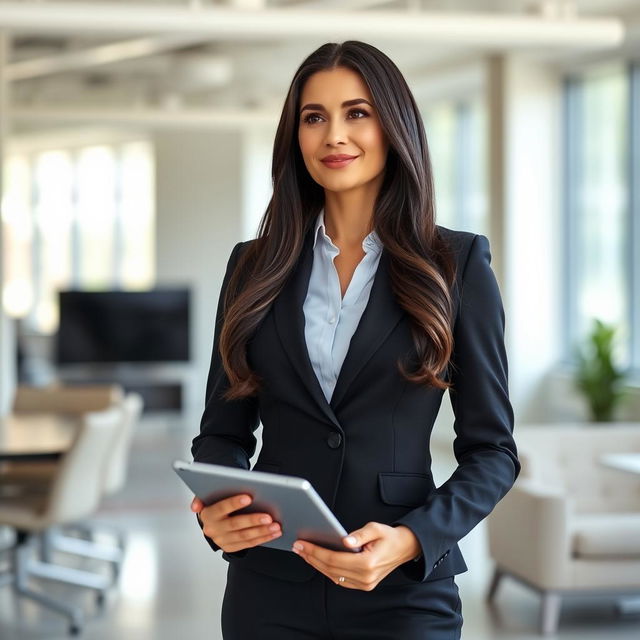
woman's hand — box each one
[191,495,282,553]
[292,522,420,591]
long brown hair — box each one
[220,40,457,400]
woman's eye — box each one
[348,108,369,119]
[302,108,369,125]
[303,113,322,124]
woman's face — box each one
[297,66,389,196]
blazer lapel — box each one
[273,229,340,429]
[329,248,403,411]
[273,227,404,427]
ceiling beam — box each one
[0,3,624,48]
[10,105,279,129]
[6,34,221,81]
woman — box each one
[190,40,519,639]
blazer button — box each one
[327,432,342,449]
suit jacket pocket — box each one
[378,472,433,508]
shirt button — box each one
[327,432,342,449]
[328,316,336,324]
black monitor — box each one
[56,288,190,364]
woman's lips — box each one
[321,156,358,169]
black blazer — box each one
[192,224,520,587]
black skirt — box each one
[221,563,463,639]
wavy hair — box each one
[220,40,457,400]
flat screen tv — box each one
[56,289,190,364]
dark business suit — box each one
[192,223,520,638]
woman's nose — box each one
[324,120,348,147]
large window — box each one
[2,139,155,334]
[563,62,638,372]
[423,96,488,236]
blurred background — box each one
[0,0,639,638]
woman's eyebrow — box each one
[299,98,373,114]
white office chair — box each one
[0,405,123,636]
[49,393,144,575]
[3,393,144,580]
[1,382,126,489]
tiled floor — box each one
[1,415,639,639]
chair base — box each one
[6,531,112,635]
[14,538,85,635]
[42,524,125,583]
[27,556,110,591]
[68,521,126,552]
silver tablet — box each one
[173,460,362,553]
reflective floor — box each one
[1,416,639,639]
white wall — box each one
[502,54,564,425]
[154,129,246,424]
[241,125,275,239]
[154,125,277,459]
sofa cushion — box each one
[572,513,640,558]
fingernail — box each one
[345,536,357,545]
[293,542,303,551]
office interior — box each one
[0,0,639,638]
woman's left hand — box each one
[292,522,421,591]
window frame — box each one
[630,62,640,375]
[562,62,639,376]
[422,94,488,235]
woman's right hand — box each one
[191,494,282,553]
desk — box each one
[0,414,78,461]
[600,453,640,476]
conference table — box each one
[0,413,78,461]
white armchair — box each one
[487,423,640,635]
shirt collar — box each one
[312,208,382,255]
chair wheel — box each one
[69,623,81,636]
[96,591,106,607]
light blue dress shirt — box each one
[302,213,423,562]
[302,209,383,404]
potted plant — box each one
[574,318,627,422]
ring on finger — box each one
[338,576,346,584]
